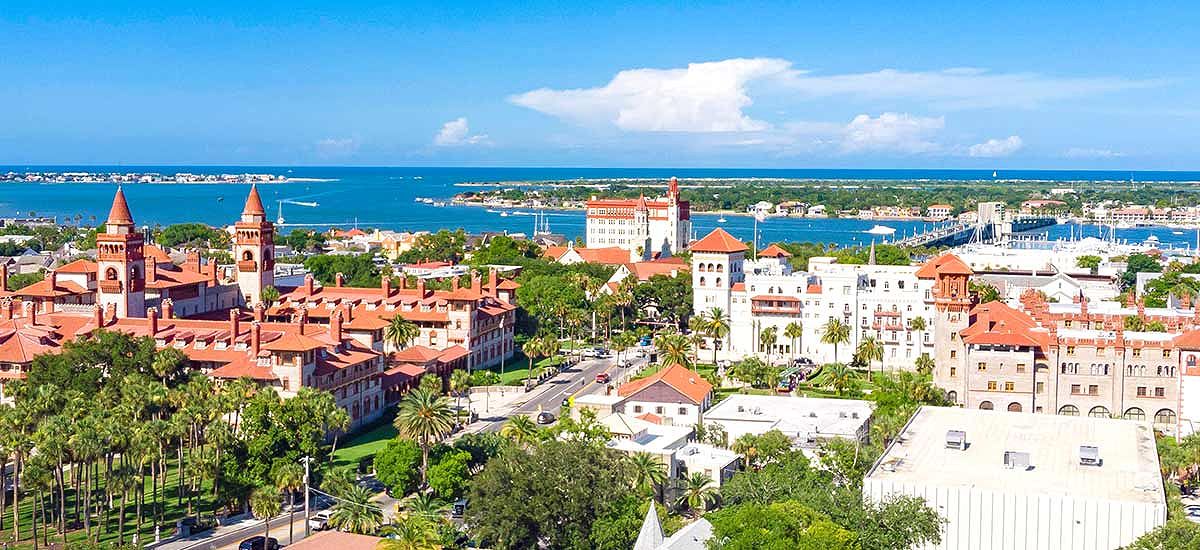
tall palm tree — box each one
[328,485,385,535]
[856,335,884,381]
[909,316,927,350]
[914,353,935,376]
[612,331,637,366]
[449,370,470,423]
[704,307,730,367]
[675,472,717,518]
[653,332,691,368]
[386,316,421,351]
[784,321,804,363]
[402,492,449,519]
[272,462,305,544]
[260,285,281,306]
[151,347,187,388]
[379,512,443,550]
[820,318,851,364]
[394,388,456,485]
[626,453,667,499]
[759,326,778,363]
[499,415,540,448]
[522,336,546,387]
[250,485,282,542]
[731,433,759,468]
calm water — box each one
[2,166,1199,248]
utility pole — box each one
[301,455,313,538]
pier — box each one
[894,202,1057,248]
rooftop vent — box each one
[945,430,966,450]
[737,405,744,413]
[808,412,818,418]
[1003,451,1032,470]
[851,412,860,419]
[1079,445,1101,466]
[839,411,847,418]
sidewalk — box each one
[150,515,258,550]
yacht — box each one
[717,216,727,223]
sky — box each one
[1,1,1198,169]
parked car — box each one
[1186,505,1200,524]
[592,347,611,358]
[238,537,279,550]
[594,373,611,384]
[536,412,556,425]
[308,510,333,531]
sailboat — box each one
[717,216,727,223]
[992,170,998,178]
[276,201,286,225]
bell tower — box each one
[96,187,146,318]
[928,254,974,405]
[235,185,275,306]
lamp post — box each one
[300,456,313,538]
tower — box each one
[634,194,651,260]
[235,185,276,306]
[96,187,146,318]
[925,254,974,404]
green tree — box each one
[970,280,1001,304]
[394,389,456,485]
[675,472,717,518]
[855,335,884,381]
[818,363,859,396]
[759,325,778,362]
[653,331,692,368]
[1124,519,1200,549]
[272,462,305,544]
[375,438,423,497]
[303,253,380,287]
[1125,315,1146,331]
[250,485,282,542]
[1122,253,1162,290]
[499,415,540,448]
[260,285,281,306]
[704,307,731,366]
[914,353,935,376]
[386,316,421,351]
[379,513,444,550]
[820,318,851,364]
[328,485,385,534]
[1076,255,1102,274]
[784,321,804,363]
[707,500,858,550]
[625,453,667,500]
[427,450,472,501]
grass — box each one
[480,353,566,386]
[332,411,398,470]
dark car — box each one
[536,411,556,425]
[238,536,279,550]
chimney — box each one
[341,303,353,322]
[184,251,200,272]
[229,309,241,344]
[303,274,315,295]
[451,276,460,291]
[251,322,261,356]
[92,303,103,326]
[208,261,218,286]
[1137,298,1146,319]
[472,272,482,291]
[330,310,343,342]
[382,274,392,298]
[162,298,174,319]
[0,299,12,321]
[1184,293,1192,309]
[25,301,37,326]
[148,307,159,335]
[1080,296,1088,316]
[399,276,407,290]
[335,272,345,287]
[488,268,498,298]
[147,261,158,284]
[253,301,265,322]
[417,278,426,297]
[0,265,7,292]
[296,307,308,329]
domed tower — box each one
[234,185,276,306]
[96,187,146,318]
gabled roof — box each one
[107,187,135,226]
[758,244,792,258]
[570,247,633,265]
[13,278,89,298]
[261,332,327,352]
[915,253,973,279]
[961,301,1048,348]
[690,228,747,254]
[542,246,569,261]
[55,259,98,274]
[1174,330,1200,350]
[627,261,689,281]
[618,363,712,405]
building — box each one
[603,413,693,478]
[286,531,384,550]
[542,242,637,265]
[864,406,1166,550]
[616,363,713,427]
[674,442,740,487]
[585,177,690,258]
[600,257,690,294]
[927,204,953,220]
[702,394,874,448]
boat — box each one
[432,201,446,207]
[717,216,727,223]
[1173,231,1185,235]
[865,224,897,236]
[289,200,319,207]
[413,197,426,202]
[216,197,224,202]
[499,212,509,217]
[992,170,998,178]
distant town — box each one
[1,170,288,184]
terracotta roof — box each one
[391,345,442,363]
[542,246,569,261]
[243,184,266,216]
[13,278,89,298]
[928,204,953,209]
[143,244,173,265]
[915,253,973,279]
[690,228,747,254]
[146,265,211,289]
[106,187,134,226]
[961,301,1047,349]
[731,282,746,291]
[261,332,327,352]
[758,244,792,258]
[286,531,383,550]
[1174,331,1200,350]
[572,247,633,265]
[617,363,712,405]
[437,344,469,363]
[55,259,98,274]
[208,357,276,381]
[384,363,426,378]
[635,412,663,424]
[627,261,689,281]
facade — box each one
[702,394,874,448]
[585,177,690,258]
[864,406,1166,550]
[616,363,713,427]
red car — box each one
[594,373,611,384]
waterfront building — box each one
[542,242,637,265]
[926,204,953,220]
[585,177,691,258]
[864,406,1165,550]
[600,256,689,294]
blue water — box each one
[2,166,1199,248]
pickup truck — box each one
[308,510,332,531]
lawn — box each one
[331,411,398,470]
[480,353,566,386]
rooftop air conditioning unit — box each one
[839,412,847,418]
[1079,445,1101,466]
[737,405,744,412]
[945,430,966,450]
[808,412,818,418]
[851,412,860,419]
[1003,451,1032,470]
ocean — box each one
[2,166,1199,249]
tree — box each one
[499,415,540,448]
[970,281,1001,304]
[1122,253,1162,290]
[818,363,859,396]
[704,307,731,366]
[908,316,927,350]
[272,462,305,544]
[466,441,634,550]
[427,450,472,501]
[820,318,850,364]
[394,389,456,485]
[449,369,470,422]
[374,438,423,497]
[260,285,281,306]
[784,321,804,363]
[1125,315,1146,331]
[1076,254,1102,274]
[675,472,717,518]
[250,485,282,542]
[379,513,444,550]
[731,430,792,470]
[1124,519,1200,549]
[386,316,421,351]
[707,500,857,550]
[914,353,935,376]
[653,331,691,368]
[855,336,884,380]
[626,453,667,499]
[759,325,778,363]
[329,485,385,534]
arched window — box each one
[946,390,958,403]
[1007,402,1023,412]
[698,264,707,272]
[715,278,722,287]
[1124,407,1146,421]
[1088,406,1111,418]
[979,401,994,410]
[698,277,706,287]
[105,267,118,280]
[242,250,254,261]
[716,264,724,273]
[1154,409,1177,426]
[1058,405,1079,416]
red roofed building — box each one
[585,177,691,259]
[617,363,713,427]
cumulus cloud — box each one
[840,113,945,154]
[1063,147,1124,159]
[434,117,489,146]
[968,135,1024,157]
[314,138,358,157]
[510,58,794,132]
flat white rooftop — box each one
[866,406,1164,505]
[703,394,874,440]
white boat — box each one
[499,212,509,217]
[992,170,998,178]
[865,224,897,236]
[717,216,727,223]
[432,201,446,207]
[1173,231,1184,235]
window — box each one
[1124,407,1145,421]
[1133,348,1142,358]
[946,390,958,402]
[977,362,987,372]
[633,405,643,413]
[979,401,994,410]
[1004,381,1015,392]
[655,406,664,414]
[1154,409,1177,426]
[1088,406,1111,418]
[1070,384,1081,394]
[678,407,687,415]
[1016,363,1026,373]
[987,381,998,390]
[949,367,957,377]
[1035,381,1045,394]
[1155,387,1165,398]
[1066,346,1076,356]
[1007,402,1022,412]
[1088,384,1099,396]
[950,350,957,359]
[1058,405,1079,416]
[1163,349,1172,359]
[1137,386,1147,397]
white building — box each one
[863,406,1166,550]
[604,414,694,478]
[585,177,691,258]
[702,394,874,448]
[674,442,740,487]
[616,363,714,427]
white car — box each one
[308,510,333,531]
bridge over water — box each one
[893,202,1056,248]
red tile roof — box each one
[1174,331,1200,350]
[573,247,633,265]
[627,261,689,281]
[758,244,792,258]
[55,259,98,274]
[243,184,267,216]
[261,332,327,352]
[392,345,442,363]
[286,531,383,550]
[13,278,89,298]
[618,363,712,405]
[107,187,134,225]
[635,412,663,425]
[690,228,747,254]
[915,253,974,279]
[961,301,1047,348]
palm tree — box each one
[784,321,803,364]
[704,307,730,367]
[394,388,456,485]
[820,318,851,364]
[402,492,449,519]
[260,285,281,306]
[250,485,282,542]
[626,453,667,499]
[522,336,547,387]
[449,370,470,424]
[675,472,717,518]
[151,347,187,388]
[328,485,385,534]
[653,332,691,368]
[759,326,778,363]
[687,316,707,363]
[914,353,935,376]
[499,415,540,448]
[856,335,884,380]
[386,316,421,351]
[909,316,927,350]
[820,363,859,396]
[612,331,637,366]
[731,433,759,468]
[272,462,305,544]
[380,512,443,550]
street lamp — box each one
[300,456,314,537]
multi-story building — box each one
[585,177,690,258]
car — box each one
[1186,507,1200,524]
[592,347,611,358]
[238,536,279,550]
[594,373,611,384]
[308,510,333,531]
[536,412,556,425]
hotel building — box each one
[585,177,691,258]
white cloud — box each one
[510,58,794,132]
[314,138,358,157]
[840,113,944,154]
[1063,147,1125,159]
[434,117,489,146]
[968,135,1024,157]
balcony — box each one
[98,279,122,293]
[237,260,258,272]
[750,295,801,315]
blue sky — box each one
[1,1,1197,168]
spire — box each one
[868,240,877,265]
[633,500,664,550]
[106,187,134,226]
[668,176,679,200]
[242,184,267,217]
[636,193,649,211]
